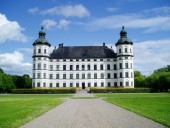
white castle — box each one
[32,26,134,89]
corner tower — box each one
[116,26,134,88]
[32,27,51,88]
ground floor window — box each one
[120,82,123,86]
[94,82,97,87]
[70,83,73,87]
[37,82,40,87]
[63,83,66,87]
[43,82,46,87]
[101,82,104,87]
[107,82,111,87]
[88,83,91,87]
[114,82,117,87]
[33,83,35,87]
[50,83,52,87]
[126,82,129,86]
[76,83,79,87]
[56,83,59,87]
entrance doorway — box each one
[82,83,85,89]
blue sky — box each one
[0,0,170,76]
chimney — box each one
[59,43,64,48]
[103,43,105,46]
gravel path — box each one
[21,91,166,128]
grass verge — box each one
[0,94,73,128]
[95,93,170,127]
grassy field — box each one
[0,94,73,128]
[96,93,170,127]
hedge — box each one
[12,88,76,94]
[89,88,155,93]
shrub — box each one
[12,88,76,94]
[89,88,155,93]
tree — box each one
[0,68,4,74]
[134,71,147,87]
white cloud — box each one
[106,7,119,12]
[134,39,170,75]
[0,13,27,43]
[0,51,32,76]
[41,19,70,30]
[41,4,90,18]
[28,7,39,14]
[87,6,170,33]
[42,19,57,29]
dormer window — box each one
[44,49,46,54]
[119,48,121,53]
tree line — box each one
[135,65,170,92]
[0,68,31,93]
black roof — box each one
[50,45,117,59]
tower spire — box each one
[39,26,46,38]
[120,26,127,38]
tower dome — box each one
[33,27,51,47]
[115,26,133,46]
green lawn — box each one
[0,94,73,128]
[96,93,170,127]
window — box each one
[82,59,84,61]
[88,83,91,87]
[107,64,110,70]
[120,72,122,78]
[94,65,97,70]
[37,73,41,78]
[70,59,73,61]
[38,63,41,69]
[119,48,121,53]
[34,49,36,54]
[56,65,59,70]
[107,82,111,87]
[82,65,85,70]
[76,65,79,70]
[119,63,122,69]
[125,48,127,53]
[63,65,66,70]
[63,74,66,79]
[70,65,73,70]
[125,63,128,68]
[76,83,79,87]
[126,82,129,86]
[131,63,133,68]
[100,59,103,61]
[63,59,66,62]
[107,59,110,61]
[43,73,46,79]
[114,64,117,70]
[50,65,53,70]
[44,64,46,69]
[101,73,104,79]
[56,74,59,79]
[70,74,73,79]
[82,74,85,79]
[120,82,123,86]
[114,73,117,78]
[94,59,97,61]
[33,73,35,79]
[63,83,66,87]
[94,73,97,79]
[70,83,73,87]
[38,49,41,53]
[100,64,103,70]
[50,83,52,87]
[44,49,47,53]
[87,73,91,79]
[37,82,40,87]
[130,48,132,53]
[125,57,128,59]
[50,74,53,79]
[101,82,104,87]
[87,65,90,70]
[114,82,117,87]
[87,59,90,61]
[131,72,133,78]
[43,82,46,87]
[125,72,129,77]
[76,59,79,61]
[107,73,110,78]
[56,83,59,87]
[33,64,35,69]
[76,74,79,79]
[94,82,97,87]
